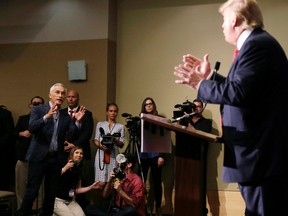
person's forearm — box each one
[103,181,112,198]
[76,185,92,194]
[116,187,135,207]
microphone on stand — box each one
[171,111,198,123]
[212,61,221,80]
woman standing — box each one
[94,103,125,185]
[140,97,164,216]
[54,147,101,216]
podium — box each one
[140,113,218,216]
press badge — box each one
[69,189,75,198]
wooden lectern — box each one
[140,113,218,216]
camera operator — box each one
[187,99,212,132]
[85,153,146,216]
[174,99,212,214]
[93,103,125,207]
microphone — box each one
[212,61,221,80]
[171,111,198,123]
[214,61,221,72]
[99,127,105,136]
[69,160,80,171]
[121,113,132,118]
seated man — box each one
[86,153,146,216]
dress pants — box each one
[15,160,45,209]
[239,175,288,216]
[19,155,61,216]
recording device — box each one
[113,154,127,180]
[212,61,221,80]
[121,112,141,136]
[99,127,120,148]
[69,160,81,171]
[172,100,197,126]
[113,167,126,180]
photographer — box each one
[86,153,146,216]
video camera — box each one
[99,127,120,148]
[173,100,196,126]
[121,113,141,136]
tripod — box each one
[125,129,153,216]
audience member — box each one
[173,0,288,215]
[139,97,164,216]
[16,83,86,216]
[15,96,45,210]
[0,105,15,191]
[93,103,125,185]
[85,153,146,216]
[53,146,102,216]
[63,89,94,209]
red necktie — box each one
[69,110,74,119]
[232,48,239,62]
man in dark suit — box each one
[15,96,45,209]
[0,105,15,191]
[63,89,94,209]
[17,83,86,216]
[174,0,288,215]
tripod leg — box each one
[132,137,152,216]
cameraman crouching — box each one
[85,153,146,216]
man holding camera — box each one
[86,153,146,216]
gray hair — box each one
[50,83,67,94]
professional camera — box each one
[121,113,141,136]
[173,100,196,126]
[99,127,120,148]
[113,167,126,180]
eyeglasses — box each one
[145,103,153,106]
[32,102,42,106]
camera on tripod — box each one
[121,113,141,136]
[173,100,196,126]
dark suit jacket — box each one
[0,107,15,154]
[26,103,79,165]
[15,114,31,161]
[198,28,288,183]
[0,107,15,189]
[62,107,94,159]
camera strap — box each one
[103,150,111,164]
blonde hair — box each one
[219,0,264,29]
